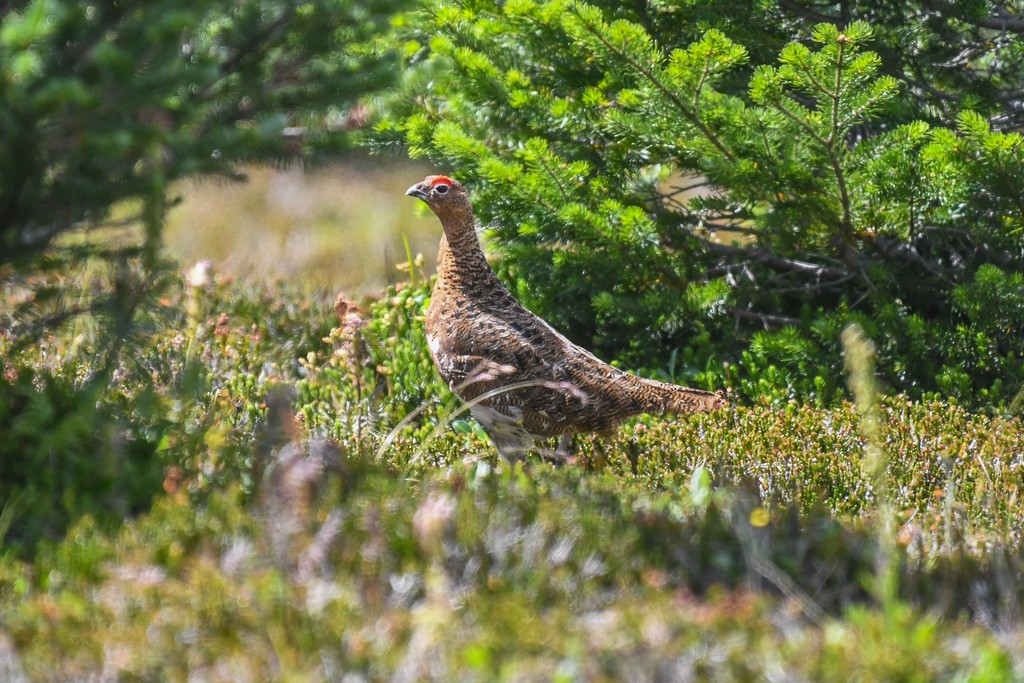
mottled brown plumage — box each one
[406,175,725,461]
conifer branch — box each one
[828,38,853,237]
[705,242,852,281]
[568,5,736,162]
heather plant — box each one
[2,272,1024,678]
[0,269,331,552]
[377,1,1024,407]
[0,0,405,551]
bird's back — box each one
[426,247,721,437]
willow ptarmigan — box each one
[406,175,726,462]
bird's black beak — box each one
[405,183,429,201]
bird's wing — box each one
[438,306,640,435]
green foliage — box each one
[377,1,1024,407]
[1,0,404,344]
[1,274,1024,678]
[297,280,449,440]
[0,2,407,550]
[0,3,412,551]
[0,368,163,554]
[0,270,340,552]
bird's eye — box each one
[434,184,449,195]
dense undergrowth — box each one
[2,272,1024,680]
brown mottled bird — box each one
[406,175,725,462]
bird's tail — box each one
[633,377,727,415]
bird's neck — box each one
[436,217,503,291]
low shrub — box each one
[2,273,1023,680]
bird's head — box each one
[405,175,473,227]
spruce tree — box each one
[1,0,404,335]
[377,0,1024,407]
[0,0,406,550]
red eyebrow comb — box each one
[427,175,455,186]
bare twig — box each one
[733,308,802,328]
[705,241,851,280]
